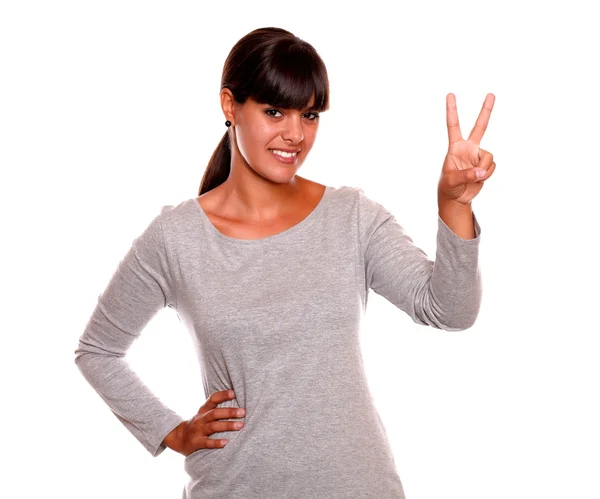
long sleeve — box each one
[357,188,482,331]
[74,206,185,457]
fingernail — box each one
[475,169,486,179]
[229,390,234,397]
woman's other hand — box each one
[162,389,245,456]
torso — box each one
[196,178,327,240]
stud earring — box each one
[225,120,231,127]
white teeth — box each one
[271,149,298,158]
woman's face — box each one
[223,90,320,183]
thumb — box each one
[447,167,486,187]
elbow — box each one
[73,338,95,366]
[408,279,483,331]
[416,296,480,331]
[439,316,478,331]
[414,308,479,331]
[429,280,482,331]
[437,305,480,331]
[73,339,112,372]
[73,343,93,375]
[74,342,85,366]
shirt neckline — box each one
[191,185,332,245]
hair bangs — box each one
[250,43,329,113]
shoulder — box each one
[157,197,195,218]
[329,185,391,218]
[149,197,198,239]
[325,184,363,207]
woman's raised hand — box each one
[437,93,496,206]
[163,389,245,456]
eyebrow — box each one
[262,101,318,112]
[267,105,318,112]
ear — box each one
[220,88,236,125]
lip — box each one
[269,149,299,165]
[269,148,301,153]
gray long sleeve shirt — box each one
[74,185,482,498]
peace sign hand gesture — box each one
[437,93,496,206]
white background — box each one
[2,1,599,498]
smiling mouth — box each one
[269,149,300,157]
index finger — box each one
[467,93,495,145]
[446,93,462,145]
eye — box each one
[265,109,283,118]
[265,109,320,121]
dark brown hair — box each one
[198,27,330,196]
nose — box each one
[282,114,304,145]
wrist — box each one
[163,421,187,452]
[437,192,471,212]
[437,196,476,240]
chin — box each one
[260,169,301,185]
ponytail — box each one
[198,130,232,196]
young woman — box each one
[75,26,495,499]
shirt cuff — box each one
[151,414,186,457]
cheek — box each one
[302,132,318,153]
[238,123,274,156]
